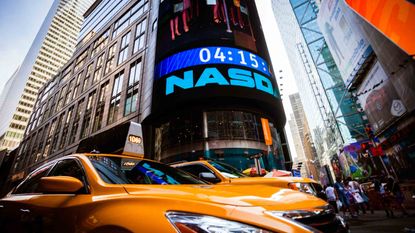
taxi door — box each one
[0,164,53,233]
[0,158,91,233]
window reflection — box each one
[88,156,206,185]
[156,110,266,152]
[207,111,263,141]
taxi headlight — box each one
[165,211,272,233]
[266,205,333,220]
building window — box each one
[73,71,83,100]
[61,72,72,84]
[80,113,92,139]
[43,119,57,158]
[52,113,65,153]
[60,105,74,149]
[69,98,84,144]
[86,90,97,111]
[91,30,109,57]
[105,43,116,74]
[93,82,109,132]
[80,90,96,138]
[207,111,263,141]
[112,0,148,39]
[124,59,142,116]
[56,85,68,112]
[117,32,130,65]
[82,76,89,93]
[34,127,45,163]
[133,19,147,54]
[65,79,74,105]
[108,72,124,124]
[93,54,104,84]
[74,51,88,72]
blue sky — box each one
[0,0,53,92]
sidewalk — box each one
[348,210,415,233]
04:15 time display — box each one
[154,46,271,80]
[198,47,269,74]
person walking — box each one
[386,176,409,216]
[334,177,355,218]
[347,177,366,214]
[325,185,338,213]
[375,177,395,217]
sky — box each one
[0,0,54,92]
[256,0,300,159]
[0,0,300,159]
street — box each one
[348,211,415,233]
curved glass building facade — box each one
[143,0,290,171]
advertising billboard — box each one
[317,0,372,87]
[345,0,415,56]
[357,61,407,133]
[152,0,283,124]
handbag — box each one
[174,2,184,13]
[206,0,217,5]
[361,192,369,202]
[336,200,343,209]
[352,192,365,203]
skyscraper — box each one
[272,0,367,171]
[288,113,308,176]
[0,0,94,150]
[289,93,319,179]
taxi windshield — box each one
[208,161,247,178]
[89,156,207,185]
[289,182,317,196]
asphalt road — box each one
[348,210,415,233]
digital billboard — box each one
[345,0,415,56]
[152,0,283,123]
[357,61,407,133]
[317,0,372,87]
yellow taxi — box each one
[172,161,325,200]
[0,154,346,233]
[172,160,347,232]
[270,176,326,198]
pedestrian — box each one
[360,183,374,214]
[315,184,327,201]
[325,184,338,213]
[344,180,358,217]
[375,176,395,217]
[334,177,354,218]
[386,176,409,216]
[347,177,366,214]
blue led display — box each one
[154,46,271,80]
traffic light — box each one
[360,142,368,151]
[365,124,374,138]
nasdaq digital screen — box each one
[152,0,282,118]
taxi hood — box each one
[124,184,326,210]
[225,177,288,186]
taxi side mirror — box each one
[38,176,84,193]
[199,172,220,183]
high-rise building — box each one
[289,93,320,179]
[288,113,308,176]
[272,0,368,174]
[11,0,290,179]
[289,94,307,145]
[0,0,94,151]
